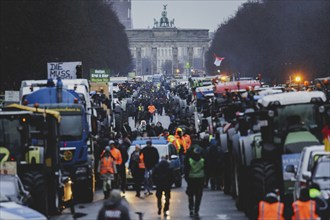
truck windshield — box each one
[273,103,316,132]
[60,115,83,141]
[0,118,25,160]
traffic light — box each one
[76,65,82,78]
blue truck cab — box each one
[21,78,95,202]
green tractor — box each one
[0,104,73,216]
[229,91,329,216]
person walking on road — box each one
[118,139,129,196]
[141,140,159,195]
[97,189,131,220]
[109,140,122,190]
[309,183,329,220]
[184,145,205,217]
[255,191,285,220]
[148,103,156,123]
[152,156,174,217]
[98,146,116,199]
[129,144,144,197]
[292,187,321,220]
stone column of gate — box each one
[202,47,206,72]
[172,46,178,75]
[151,47,157,75]
[136,47,142,76]
[188,47,193,68]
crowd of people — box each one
[94,78,329,220]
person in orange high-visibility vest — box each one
[148,103,156,123]
[257,192,284,220]
[99,146,115,199]
[292,187,319,220]
[183,132,191,151]
[109,140,122,189]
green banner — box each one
[128,72,136,78]
[90,69,110,82]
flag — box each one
[213,54,225,66]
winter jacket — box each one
[152,159,174,189]
[97,193,131,220]
[141,146,159,170]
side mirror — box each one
[302,171,311,180]
[285,164,295,173]
[170,155,178,160]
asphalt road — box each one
[50,180,247,220]
[50,115,248,220]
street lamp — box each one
[294,76,302,83]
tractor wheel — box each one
[222,152,232,195]
[48,177,61,215]
[83,172,95,203]
[22,171,48,215]
[246,160,278,218]
[115,113,122,131]
[235,166,250,212]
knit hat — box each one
[193,146,202,155]
[108,189,121,204]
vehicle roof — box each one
[315,155,330,162]
[302,145,327,153]
[257,91,326,107]
[0,200,47,220]
[0,174,18,180]
[21,79,89,88]
[132,137,168,145]
[3,104,61,122]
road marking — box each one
[216,214,230,219]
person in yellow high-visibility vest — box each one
[174,127,188,173]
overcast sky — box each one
[131,0,247,32]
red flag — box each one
[213,53,225,66]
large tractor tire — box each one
[246,160,278,218]
[234,165,250,212]
[47,177,61,215]
[82,169,95,203]
[114,113,123,132]
[222,152,232,195]
[21,171,48,215]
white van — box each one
[291,145,330,200]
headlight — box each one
[268,110,274,117]
[318,105,325,113]
[63,150,73,161]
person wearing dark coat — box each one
[97,189,131,220]
[129,144,144,197]
[118,141,129,195]
[204,139,222,190]
[141,140,159,195]
[154,121,164,136]
[152,157,174,217]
